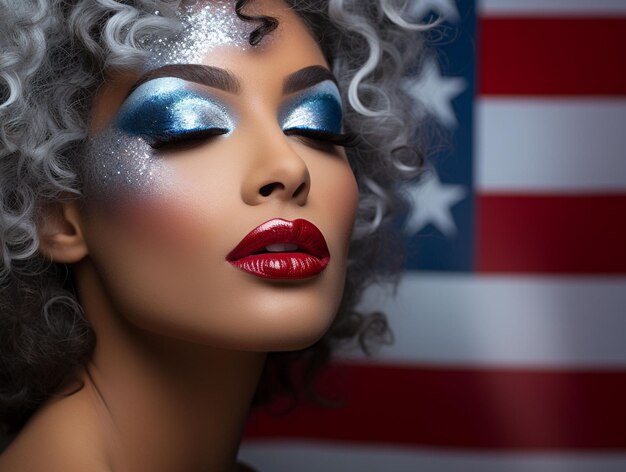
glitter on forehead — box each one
[144,1,255,69]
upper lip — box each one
[226,218,330,261]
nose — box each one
[241,135,311,206]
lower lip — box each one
[228,252,330,279]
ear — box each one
[38,200,88,263]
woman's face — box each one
[81,0,359,351]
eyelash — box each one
[149,128,229,150]
[283,128,359,148]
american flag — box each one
[240,1,626,470]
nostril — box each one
[292,182,306,199]
[259,182,284,197]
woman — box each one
[0,0,426,470]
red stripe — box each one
[476,194,626,274]
[244,362,626,450]
[479,17,626,96]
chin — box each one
[223,296,342,352]
[233,275,345,352]
[256,314,335,352]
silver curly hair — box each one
[0,0,428,434]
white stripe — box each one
[239,441,626,472]
[340,273,626,367]
[479,0,626,16]
[475,99,626,193]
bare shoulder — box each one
[0,384,110,471]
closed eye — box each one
[115,77,235,150]
[279,80,346,146]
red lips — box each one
[226,218,330,279]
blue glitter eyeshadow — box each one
[116,77,234,146]
[279,80,343,134]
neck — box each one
[74,259,266,472]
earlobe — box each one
[38,200,88,264]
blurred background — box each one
[241,0,626,470]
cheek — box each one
[317,158,359,248]
[113,194,206,251]
[339,169,359,240]
[82,129,220,251]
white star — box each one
[407,0,460,24]
[405,169,466,237]
[403,58,467,128]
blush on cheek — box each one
[113,193,207,251]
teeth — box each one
[265,243,299,252]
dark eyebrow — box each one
[127,64,241,97]
[283,65,338,95]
